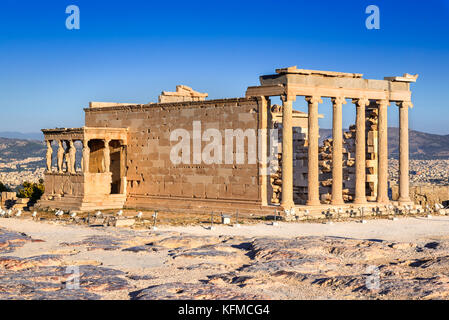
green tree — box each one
[0,182,10,193]
[17,181,45,204]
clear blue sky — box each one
[0,0,448,134]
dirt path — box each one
[162,216,449,242]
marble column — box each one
[57,140,64,173]
[353,98,370,204]
[103,139,111,173]
[377,100,390,203]
[306,96,322,206]
[45,140,53,172]
[281,96,294,210]
[82,140,90,173]
[397,101,413,203]
[331,97,347,205]
[259,96,269,207]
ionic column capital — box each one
[331,96,347,105]
[396,101,413,109]
[280,94,296,103]
[352,97,370,107]
[376,99,391,107]
[305,96,323,104]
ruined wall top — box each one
[384,73,419,83]
[275,66,363,78]
[89,102,139,108]
[158,85,208,103]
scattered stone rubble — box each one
[0,192,30,211]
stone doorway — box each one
[88,139,105,173]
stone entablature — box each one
[42,127,128,143]
[248,66,416,102]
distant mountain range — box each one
[1,128,449,161]
[322,128,449,160]
[0,137,45,162]
[388,128,449,159]
[0,132,43,141]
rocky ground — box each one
[1,217,449,300]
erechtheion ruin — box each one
[37,67,418,217]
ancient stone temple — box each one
[37,68,418,216]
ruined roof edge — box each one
[84,97,260,112]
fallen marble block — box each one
[114,219,135,227]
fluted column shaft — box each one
[306,96,322,206]
[398,101,412,203]
[353,98,369,204]
[377,100,390,203]
[331,97,346,205]
[281,97,294,209]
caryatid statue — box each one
[64,141,71,173]
[68,140,76,174]
[46,140,53,172]
[57,140,65,173]
[82,140,90,173]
